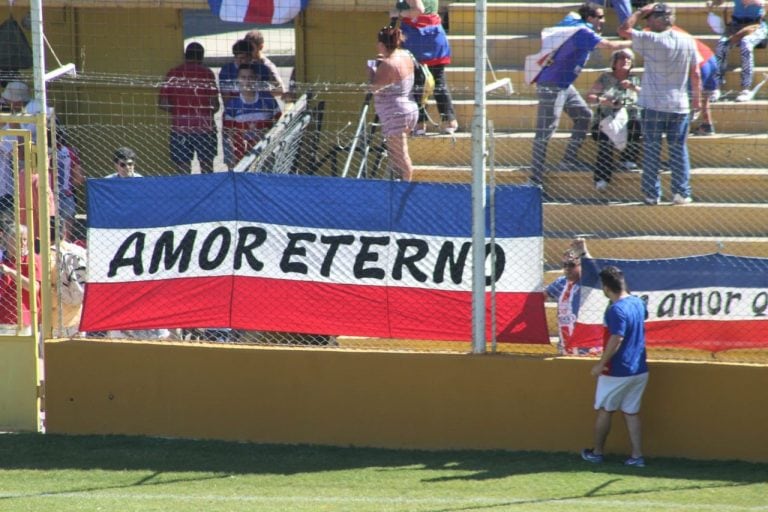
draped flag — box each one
[208,0,308,25]
[570,254,768,352]
[81,173,548,343]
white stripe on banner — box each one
[88,221,542,292]
[579,285,768,323]
[218,0,249,22]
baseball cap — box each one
[644,3,673,18]
[1,81,30,103]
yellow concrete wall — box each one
[0,337,40,431]
[45,339,768,462]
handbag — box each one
[599,107,629,151]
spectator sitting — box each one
[711,0,767,102]
[586,48,642,192]
[159,42,220,174]
[368,26,419,181]
[223,63,282,169]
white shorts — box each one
[594,372,649,414]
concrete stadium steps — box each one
[449,2,725,37]
[449,33,768,68]
[543,234,768,263]
[543,202,768,236]
[446,67,768,100]
[411,166,768,203]
[445,99,768,132]
[408,132,768,168]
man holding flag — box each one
[529,3,632,191]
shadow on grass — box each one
[1,432,766,487]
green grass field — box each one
[1,433,767,511]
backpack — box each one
[58,242,87,306]
[408,51,435,108]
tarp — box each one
[81,173,548,343]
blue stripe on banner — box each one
[87,173,542,238]
[581,254,768,291]
[87,174,237,229]
[207,0,223,16]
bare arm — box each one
[591,334,623,376]
[369,59,398,93]
[586,78,607,106]
[689,60,702,111]
[597,38,633,51]
[618,3,656,39]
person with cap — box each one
[158,42,220,174]
[618,3,700,206]
[544,238,602,355]
[529,2,632,193]
[106,147,141,178]
[586,48,643,191]
[711,0,767,103]
[0,80,29,113]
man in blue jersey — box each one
[581,265,649,467]
[530,3,632,190]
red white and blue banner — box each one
[208,0,308,25]
[81,173,548,343]
[570,254,768,352]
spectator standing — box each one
[530,3,631,190]
[395,0,458,135]
[106,147,141,178]
[545,238,593,355]
[53,128,84,241]
[245,29,287,97]
[159,42,220,174]
[581,265,649,468]
[223,64,282,168]
[619,3,701,206]
[0,224,42,335]
[711,0,767,102]
[586,48,643,191]
[100,147,169,340]
[368,26,419,181]
[219,39,254,103]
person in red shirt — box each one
[159,42,220,174]
[0,224,42,333]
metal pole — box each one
[471,0,487,353]
[488,120,497,353]
[31,0,53,339]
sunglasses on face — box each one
[563,261,579,269]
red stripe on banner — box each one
[243,0,274,24]
[81,277,549,343]
[80,278,233,332]
[569,320,768,352]
[231,278,549,343]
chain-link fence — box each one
[1,1,767,362]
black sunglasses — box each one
[563,261,579,269]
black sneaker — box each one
[693,123,715,136]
